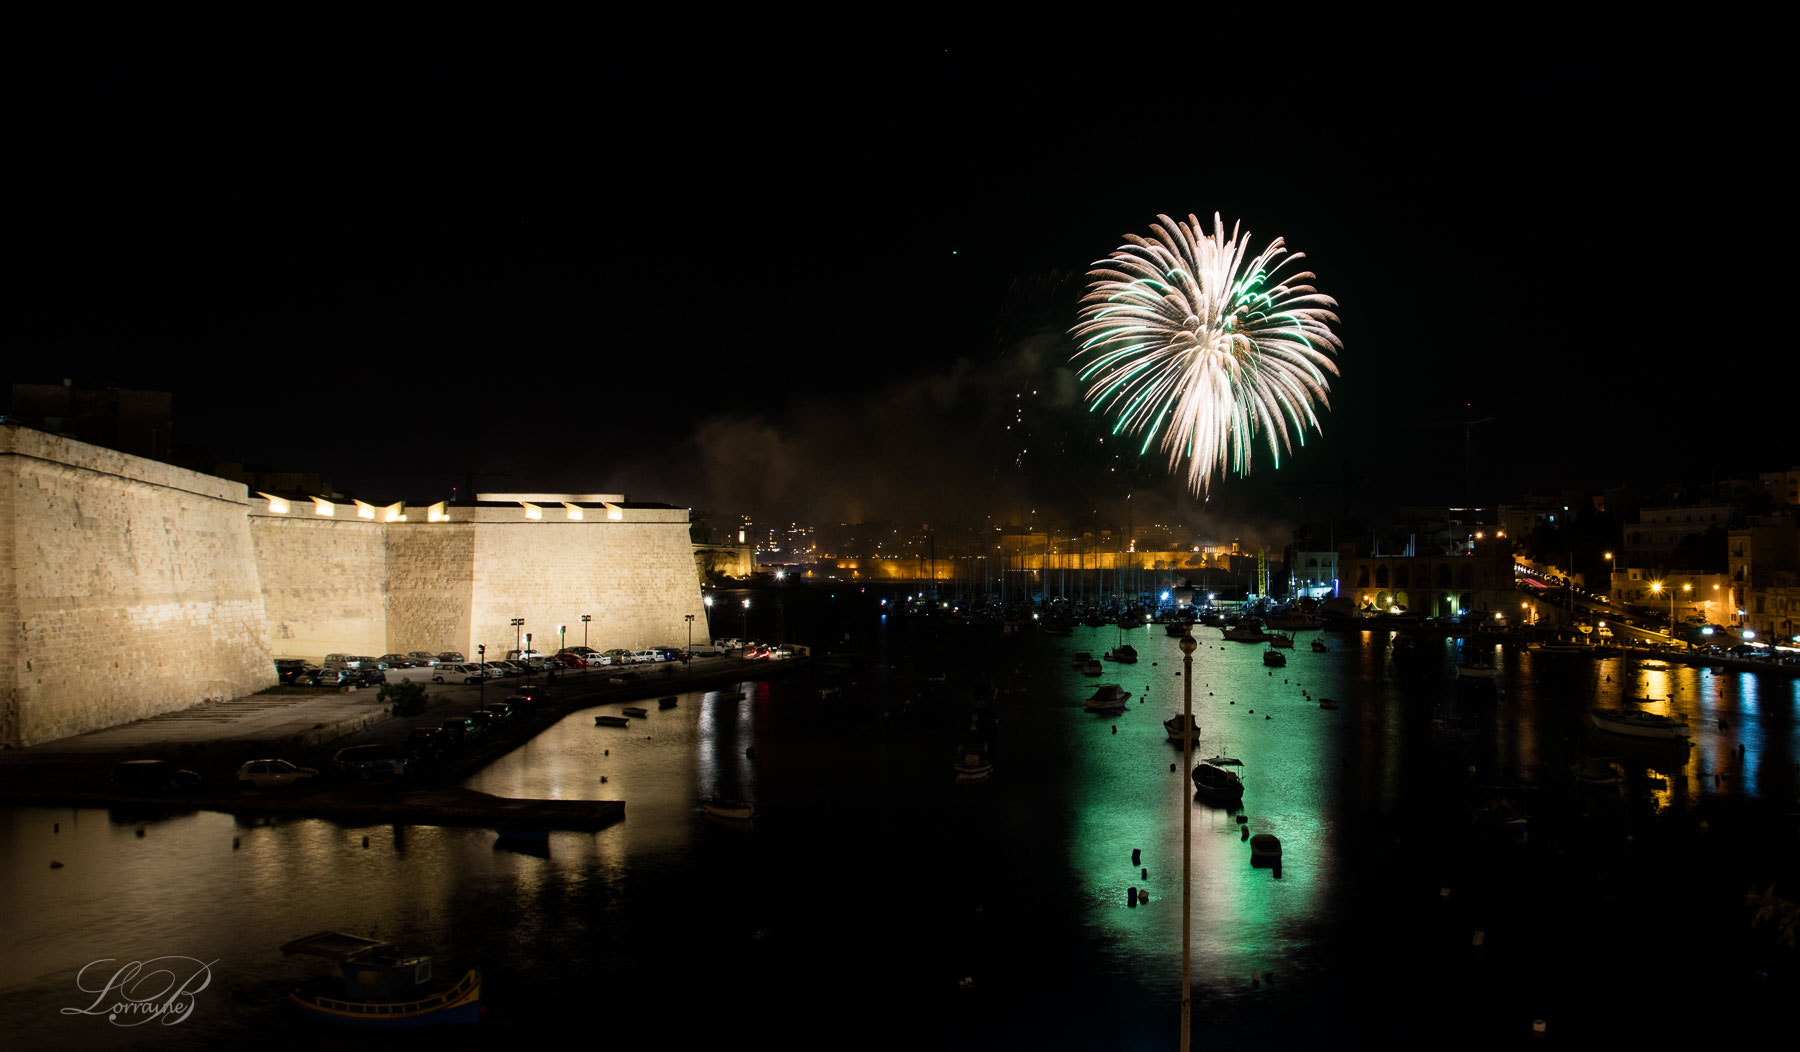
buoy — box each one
[1170,763,1177,772]
[232,838,240,849]
[1142,867,1149,879]
[1132,848,1141,865]
[1139,889,1148,903]
[136,827,145,839]
[362,835,370,848]
[53,823,59,834]
[1112,725,1117,734]
[1471,930,1485,947]
[1128,887,1139,907]
[1440,887,1451,899]
[1241,825,1249,841]
[50,860,64,869]
[1265,715,1271,720]
[600,776,608,783]
[1532,1019,1547,1036]
[604,749,609,756]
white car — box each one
[235,758,319,789]
[431,664,489,684]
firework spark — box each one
[1070,213,1342,495]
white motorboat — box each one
[1590,708,1690,740]
[1084,684,1131,713]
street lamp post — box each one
[741,598,750,648]
[477,643,486,706]
[685,614,695,675]
[703,595,713,638]
[581,614,591,649]
[1179,625,1196,1051]
[1604,551,1615,598]
[511,618,524,659]
[525,632,532,681]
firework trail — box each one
[1070,213,1341,495]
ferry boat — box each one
[281,931,480,1027]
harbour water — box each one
[3,584,1797,1048]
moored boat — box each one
[1456,662,1498,679]
[594,715,630,727]
[1221,623,1275,643]
[953,744,993,781]
[1310,638,1329,653]
[658,696,679,709]
[1163,713,1200,742]
[1081,660,1103,677]
[281,931,480,1027]
[1267,634,1295,649]
[1590,707,1690,739]
[1084,684,1131,713]
[704,798,756,820]
[1249,833,1282,867]
[1104,644,1139,663]
[1191,758,1245,805]
[1262,650,1286,668]
[621,706,649,718]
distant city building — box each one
[6,380,174,461]
[1729,514,1800,643]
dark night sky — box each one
[8,20,1793,538]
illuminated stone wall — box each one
[249,514,389,660]
[385,522,476,656]
[466,508,707,658]
[1,426,274,747]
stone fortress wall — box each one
[1,426,274,747]
[1,424,708,747]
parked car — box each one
[630,649,664,664]
[274,658,313,683]
[601,648,633,665]
[466,711,500,737]
[402,728,444,761]
[406,651,441,666]
[379,653,418,668]
[352,667,387,687]
[437,718,472,744]
[509,688,549,706]
[323,653,365,669]
[111,759,202,795]
[432,664,489,684]
[332,744,408,781]
[235,758,319,790]
[477,701,515,720]
[652,647,685,662]
[299,667,354,688]
[553,653,587,669]
[505,650,547,662]
[437,651,466,664]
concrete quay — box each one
[0,656,807,823]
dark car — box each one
[466,711,500,737]
[509,688,548,706]
[298,667,353,688]
[352,667,388,687]
[332,744,407,781]
[379,653,418,668]
[273,658,312,684]
[478,702,515,721]
[402,728,444,761]
[111,759,202,795]
[437,651,466,664]
[438,718,472,744]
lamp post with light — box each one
[581,613,591,649]
[511,618,524,659]
[741,599,750,649]
[477,644,486,706]
[685,614,695,675]
[1604,551,1615,600]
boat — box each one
[1456,662,1498,679]
[1084,684,1131,713]
[658,696,679,709]
[594,715,630,727]
[1267,633,1295,649]
[1572,754,1622,786]
[1310,638,1329,653]
[1166,623,1192,637]
[281,931,480,1027]
[1103,644,1138,663]
[1473,793,1529,830]
[1262,650,1286,668]
[1081,660,1103,677]
[1070,651,1093,668]
[1163,713,1200,742]
[1221,623,1275,643]
[1191,759,1245,805]
[953,745,993,781]
[1590,708,1690,740]
[621,706,649,718]
[1317,697,1339,710]
[703,798,756,820]
[1537,643,1589,655]
[1249,833,1282,867]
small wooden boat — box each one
[1081,660,1103,676]
[1267,634,1295,649]
[704,798,755,820]
[1163,713,1200,742]
[1191,759,1245,805]
[281,931,480,1027]
[1070,651,1093,668]
[1103,644,1138,663]
[1249,833,1282,867]
[621,706,649,718]
[1317,697,1339,710]
[1310,638,1329,653]
[658,696,679,710]
[1262,650,1286,668]
[1084,684,1131,714]
[594,715,630,727]
[953,745,993,781]
[1456,663,1499,679]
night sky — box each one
[9,21,1792,537]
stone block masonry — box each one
[2,426,274,747]
[1,423,709,746]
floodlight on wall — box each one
[384,502,406,523]
[428,502,449,522]
[257,492,290,514]
[604,502,623,521]
[522,502,542,520]
[354,500,376,520]
[563,503,583,520]
[311,497,336,517]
